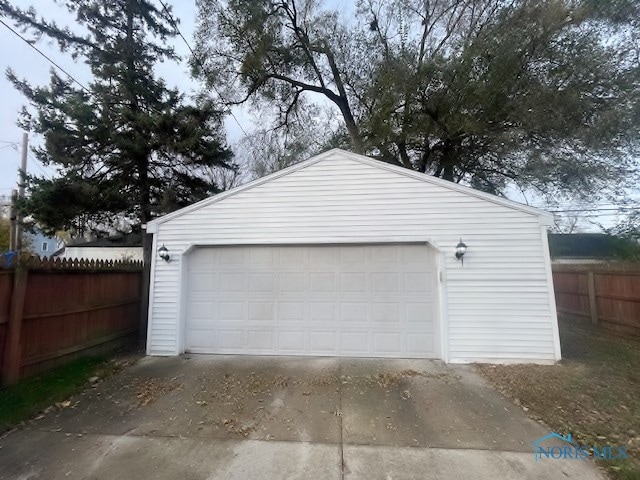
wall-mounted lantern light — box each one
[455,238,467,266]
[158,244,171,263]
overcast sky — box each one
[0,0,253,197]
[0,1,634,231]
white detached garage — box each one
[146,149,561,363]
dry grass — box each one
[476,320,640,480]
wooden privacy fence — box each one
[552,263,640,336]
[0,256,143,385]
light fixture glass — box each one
[158,244,170,262]
[455,238,467,264]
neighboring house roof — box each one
[147,148,553,233]
[548,233,634,259]
[53,233,142,257]
[67,233,142,248]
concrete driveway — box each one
[0,356,604,480]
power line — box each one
[27,152,53,180]
[3,4,247,139]
[2,8,225,125]
[156,0,249,137]
[550,207,639,213]
[0,18,91,94]
[533,203,638,210]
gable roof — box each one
[146,148,553,233]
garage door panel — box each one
[372,273,400,292]
[188,249,217,271]
[407,334,436,355]
[219,248,246,265]
[406,303,435,324]
[341,302,368,323]
[309,302,337,322]
[185,328,215,350]
[217,329,244,350]
[279,247,307,266]
[249,247,275,265]
[188,301,214,319]
[248,301,274,321]
[341,331,369,353]
[339,247,367,263]
[373,332,402,354]
[340,272,367,292]
[247,330,275,350]
[278,273,306,292]
[249,273,275,293]
[309,331,337,352]
[187,272,216,291]
[372,302,401,323]
[278,330,306,352]
[218,302,245,322]
[219,273,245,292]
[278,301,305,322]
[310,247,338,266]
[402,245,432,269]
[185,244,439,358]
[370,245,399,263]
[310,273,336,292]
[403,272,435,292]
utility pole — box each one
[14,132,28,252]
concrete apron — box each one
[0,356,605,480]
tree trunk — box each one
[397,142,413,169]
[124,3,152,346]
[442,163,455,181]
[438,144,456,181]
[334,97,364,154]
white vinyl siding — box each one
[147,151,558,363]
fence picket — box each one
[0,256,143,385]
[553,263,640,336]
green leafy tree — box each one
[0,214,33,254]
[1,0,234,237]
[0,217,10,252]
[194,0,639,200]
[605,212,640,260]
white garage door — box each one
[184,244,439,358]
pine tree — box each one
[1,0,233,236]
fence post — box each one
[587,271,598,326]
[2,266,28,385]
